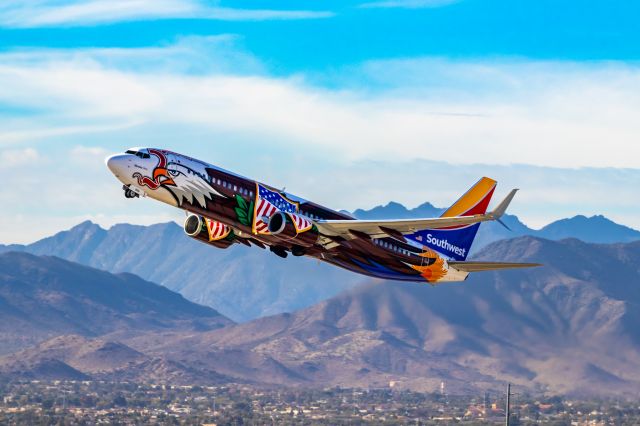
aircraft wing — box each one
[317,214,495,239]
[316,189,518,240]
[448,261,542,272]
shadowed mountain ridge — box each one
[0,203,638,321]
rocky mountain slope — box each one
[131,237,640,395]
[2,238,640,396]
[0,252,231,355]
[0,335,230,384]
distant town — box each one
[1,381,639,425]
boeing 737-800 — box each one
[106,148,539,283]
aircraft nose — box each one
[105,154,128,177]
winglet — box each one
[489,189,518,219]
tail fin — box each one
[407,177,497,261]
[440,177,497,218]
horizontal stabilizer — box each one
[448,261,542,272]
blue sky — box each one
[2,0,639,66]
[0,0,639,243]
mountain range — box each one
[0,252,231,356]
[139,236,640,396]
[0,221,363,322]
[2,236,640,396]
[1,202,638,322]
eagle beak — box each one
[153,168,176,187]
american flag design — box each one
[253,184,299,234]
[289,213,313,233]
[206,218,231,241]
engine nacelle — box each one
[267,211,318,247]
[184,214,234,249]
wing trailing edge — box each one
[448,261,542,272]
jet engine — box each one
[267,211,318,247]
[184,214,235,249]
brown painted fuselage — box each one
[106,148,471,283]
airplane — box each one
[106,148,540,283]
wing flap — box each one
[448,261,542,272]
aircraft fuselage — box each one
[106,148,482,283]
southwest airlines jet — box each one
[106,148,539,283]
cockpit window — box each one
[125,149,150,159]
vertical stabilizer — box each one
[406,177,497,260]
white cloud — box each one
[0,121,142,145]
[0,147,40,169]
[1,42,639,171]
[0,0,333,28]
[1,43,640,170]
[0,40,639,242]
[70,145,109,157]
[69,145,110,165]
[360,0,458,9]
